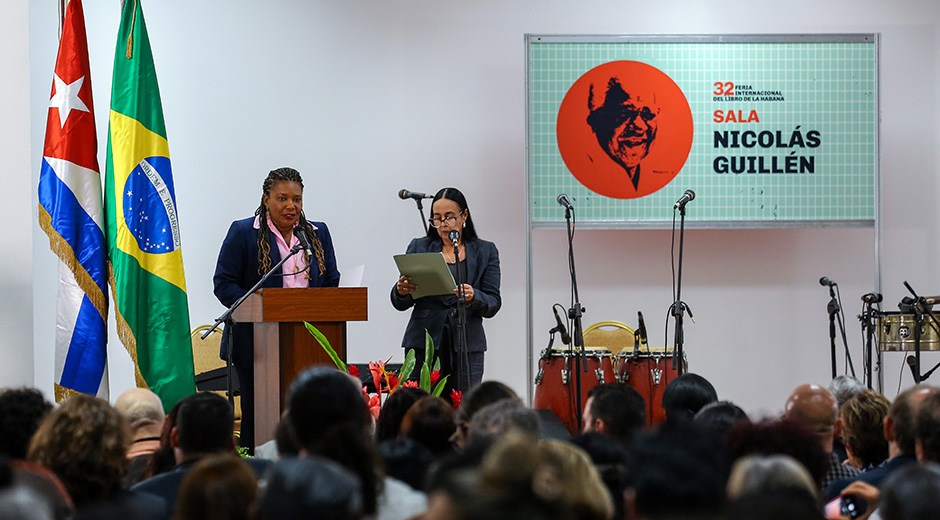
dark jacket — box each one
[390,236,500,353]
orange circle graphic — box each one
[556,61,693,199]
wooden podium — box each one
[232,287,367,445]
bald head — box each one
[785,384,839,452]
[114,388,165,435]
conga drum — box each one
[615,347,686,426]
[533,347,616,434]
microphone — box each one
[556,193,574,210]
[924,296,940,306]
[674,190,695,209]
[819,277,837,287]
[636,311,648,346]
[553,306,571,345]
[899,296,917,313]
[293,226,313,257]
[907,355,920,381]
[861,293,883,304]
[449,230,460,247]
[399,189,433,200]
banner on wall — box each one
[527,34,879,228]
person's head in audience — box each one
[377,438,433,491]
[693,400,750,439]
[885,383,936,458]
[466,398,540,447]
[724,490,825,520]
[915,390,940,463]
[625,421,728,520]
[453,381,517,449]
[146,398,183,479]
[571,433,629,520]
[401,396,456,456]
[828,375,866,408]
[478,433,612,520]
[0,388,53,460]
[661,373,718,423]
[174,454,257,520]
[114,388,165,443]
[879,462,940,520]
[840,389,890,468]
[274,411,300,458]
[1,460,74,520]
[0,482,57,520]
[27,394,128,506]
[726,454,819,505]
[784,384,840,453]
[288,366,378,515]
[257,456,364,520]
[375,387,428,443]
[174,392,236,463]
[726,418,829,489]
[582,383,646,444]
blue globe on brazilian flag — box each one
[104,0,195,411]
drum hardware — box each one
[595,367,604,385]
[562,354,570,384]
[535,366,544,385]
[533,348,615,435]
[652,354,663,385]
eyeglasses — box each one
[429,211,464,229]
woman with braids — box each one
[392,187,501,394]
[214,167,340,450]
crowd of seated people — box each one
[5,370,940,520]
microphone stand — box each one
[414,199,429,235]
[203,243,305,406]
[825,285,840,379]
[902,281,940,382]
[860,301,880,389]
[562,204,587,432]
[452,235,470,391]
[670,203,691,376]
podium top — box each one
[232,287,368,323]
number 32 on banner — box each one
[713,82,735,95]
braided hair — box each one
[254,167,327,278]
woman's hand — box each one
[839,481,879,520]
[396,276,418,296]
[454,284,474,302]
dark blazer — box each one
[213,216,340,358]
[390,236,500,353]
[824,453,918,501]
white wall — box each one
[20,0,940,416]
[1,0,34,388]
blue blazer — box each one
[213,216,340,358]
[390,236,501,353]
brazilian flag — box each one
[104,0,195,411]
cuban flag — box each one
[37,0,109,401]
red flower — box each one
[430,370,441,384]
[348,364,360,377]
[450,389,462,409]
[386,372,400,392]
[367,393,381,420]
[368,361,385,393]
[402,380,419,388]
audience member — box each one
[784,383,860,489]
[840,390,890,469]
[377,438,434,491]
[145,400,184,480]
[288,366,426,520]
[915,390,940,463]
[726,454,819,504]
[570,433,629,520]
[878,462,940,520]
[661,373,718,423]
[114,388,165,486]
[726,418,829,489]
[173,454,257,520]
[466,398,540,447]
[401,396,456,457]
[132,392,270,520]
[828,376,867,408]
[581,383,646,445]
[452,381,517,449]
[693,400,749,439]
[625,421,728,520]
[825,383,936,500]
[0,388,52,460]
[375,387,428,443]
[724,489,825,520]
[257,456,364,520]
[27,394,164,519]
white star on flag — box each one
[49,74,90,128]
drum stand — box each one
[563,203,588,432]
[859,298,881,389]
[902,281,940,382]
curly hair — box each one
[841,390,890,468]
[27,394,129,505]
[0,387,53,459]
[254,167,326,277]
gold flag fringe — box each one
[125,0,137,59]
[38,204,108,322]
[108,263,150,391]
[54,383,82,404]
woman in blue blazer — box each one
[391,188,501,393]
[214,167,340,450]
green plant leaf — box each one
[420,364,431,392]
[432,357,441,373]
[432,375,449,397]
[424,329,434,367]
[305,322,346,372]
[400,349,416,382]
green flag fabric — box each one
[104,0,195,411]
